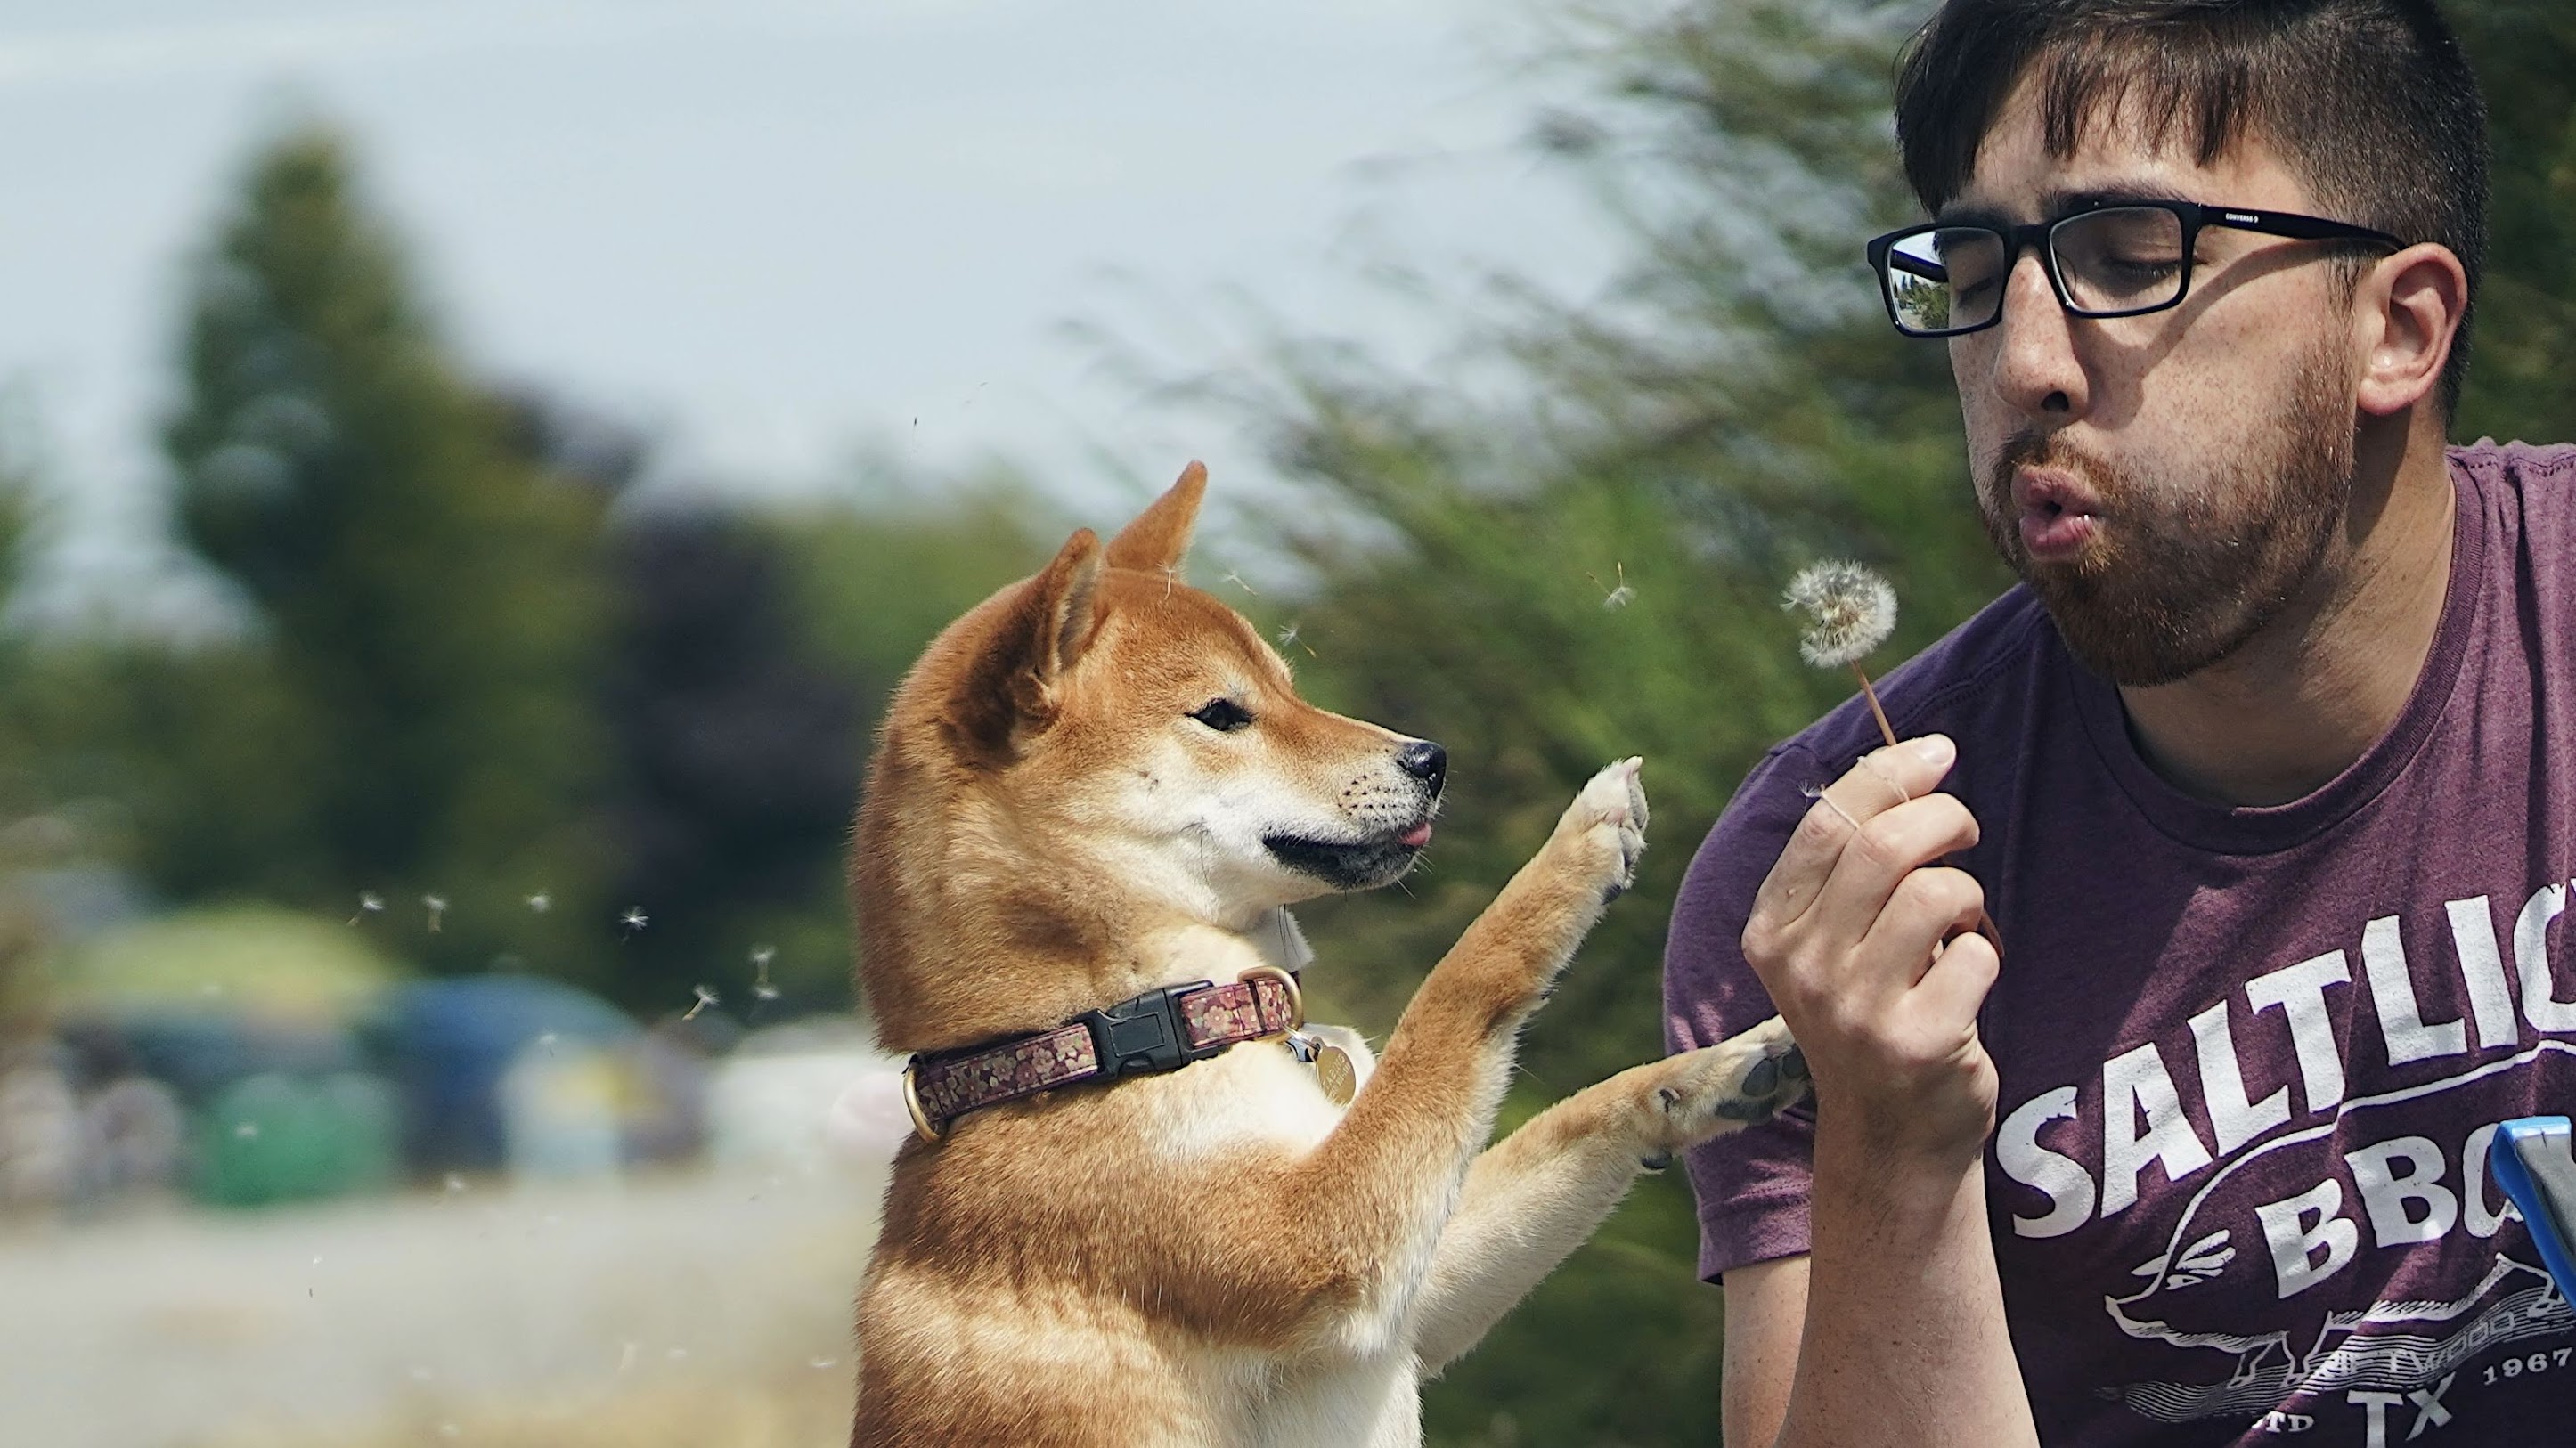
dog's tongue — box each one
[1398,821,1435,849]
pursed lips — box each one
[2015,466,2106,560]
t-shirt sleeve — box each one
[1663,741,1822,1283]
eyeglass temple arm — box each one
[2205,207,2402,248]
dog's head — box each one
[852,463,1444,1048]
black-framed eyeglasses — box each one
[1865,199,2404,338]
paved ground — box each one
[0,1159,888,1448]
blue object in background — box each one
[2490,1117,2576,1301]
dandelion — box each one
[423,894,448,932]
[751,945,780,1001]
[525,892,552,914]
[1783,561,1900,749]
[348,891,385,926]
[619,907,648,935]
[683,983,720,1021]
[1219,569,1259,595]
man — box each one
[1663,1,2576,1444]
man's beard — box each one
[1977,349,2357,687]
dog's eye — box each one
[1188,698,1253,733]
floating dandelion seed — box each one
[1783,561,1901,749]
[619,907,648,935]
[423,894,448,932]
[683,984,720,1021]
[525,892,551,914]
[810,1357,839,1371]
[1220,569,1258,595]
[233,1120,259,1140]
[348,891,385,925]
[535,1031,559,1053]
[750,945,780,1001]
[1591,562,1635,611]
[443,1173,467,1195]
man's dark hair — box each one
[1895,0,2489,417]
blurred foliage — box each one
[158,124,616,981]
[593,478,1059,1014]
[2450,1,2576,447]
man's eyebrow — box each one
[1932,183,2198,229]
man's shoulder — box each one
[1762,582,2059,777]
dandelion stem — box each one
[1852,663,1898,751]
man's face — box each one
[1945,77,2364,687]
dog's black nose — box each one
[1396,740,1447,795]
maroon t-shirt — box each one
[1666,442,2576,1444]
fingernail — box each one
[1912,735,1955,768]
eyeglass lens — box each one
[1883,207,2189,335]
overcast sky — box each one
[0,0,1625,620]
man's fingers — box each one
[1915,923,2002,1028]
[1802,793,1982,959]
[1854,866,1988,989]
[1750,735,1960,930]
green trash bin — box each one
[195,1071,398,1208]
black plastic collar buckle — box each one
[1079,980,1223,1078]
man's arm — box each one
[1720,1255,1806,1448]
[1732,736,2035,1448]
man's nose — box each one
[1395,740,1447,797]
[1985,250,2088,420]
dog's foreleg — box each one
[1255,764,1649,1340]
[1406,1019,1808,1374]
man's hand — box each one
[1739,734,1999,1167]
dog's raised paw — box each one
[1553,758,1649,899]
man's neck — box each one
[2116,412,2458,808]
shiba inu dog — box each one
[848,464,1805,1447]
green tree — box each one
[159,124,613,980]
[2452,1,2576,446]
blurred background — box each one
[0,2,2568,1444]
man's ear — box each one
[2355,244,2470,419]
[1105,460,1208,575]
[947,528,1105,760]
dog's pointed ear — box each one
[1104,460,1207,576]
[949,528,1105,759]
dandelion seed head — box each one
[359,892,384,913]
[620,907,648,931]
[1602,584,1635,611]
[525,892,552,914]
[749,945,776,968]
[1783,561,1897,668]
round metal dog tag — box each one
[1315,1043,1357,1106]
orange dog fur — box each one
[849,465,1803,1447]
